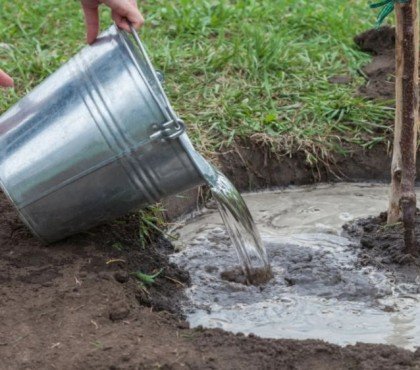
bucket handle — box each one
[127,24,185,140]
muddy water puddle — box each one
[170,183,420,350]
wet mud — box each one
[171,183,420,350]
[345,211,420,305]
[346,211,420,266]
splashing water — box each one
[178,137,271,283]
[207,170,272,283]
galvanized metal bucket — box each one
[0,25,214,243]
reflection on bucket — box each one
[0,25,201,242]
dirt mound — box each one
[354,26,420,101]
[355,26,396,56]
[354,26,397,100]
[0,190,190,368]
[345,211,420,266]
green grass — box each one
[0,0,394,160]
[137,204,168,247]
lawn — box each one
[0,0,393,161]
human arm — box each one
[1,1,143,88]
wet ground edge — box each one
[164,142,420,221]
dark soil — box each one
[354,26,420,101]
[345,211,420,267]
[354,26,396,100]
[2,193,420,369]
[217,138,420,192]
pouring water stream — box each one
[204,169,272,283]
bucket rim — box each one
[115,25,183,133]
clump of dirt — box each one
[220,266,274,285]
[355,26,396,55]
[354,25,420,101]
[328,75,353,85]
[344,211,420,267]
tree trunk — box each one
[388,0,419,254]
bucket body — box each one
[0,25,208,242]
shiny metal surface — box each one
[0,25,206,242]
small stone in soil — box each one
[205,265,218,273]
[177,321,190,330]
[109,303,130,321]
[114,271,129,283]
[98,271,111,280]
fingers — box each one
[0,69,14,88]
[105,0,144,31]
[81,0,144,45]
[81,3,100,44]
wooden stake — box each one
[388,0,419,253]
